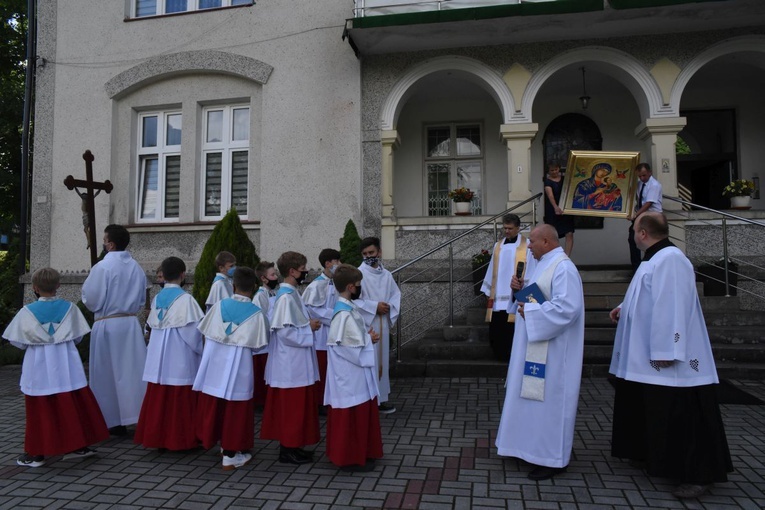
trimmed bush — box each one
[192,208,260,308]
[339,219,362,268]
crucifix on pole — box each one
[64,150,114,267]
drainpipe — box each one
[19,0,36,306]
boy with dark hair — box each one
[205,251,236,310]
[252,261,279,408]
[82,224,148,436]
[194,267,269,470]
[355,237,400,414]
[4,268,109,467]
[324,264,383,472]
[302,248,342,410]
[260,251,321,464]
[135,257,204,451]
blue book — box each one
[514,283,546,304]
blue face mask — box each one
[363,257,379,266]
[329,264,339,276]
[227,266,237,277]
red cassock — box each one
[326,398,383,467]
[195,392,254,452]
[252,354,268,407]
[25,386,109,456]
[134,383,199,450]
[314,350,328,403]
[260,386,320,448]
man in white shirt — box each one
[627,163,662,271]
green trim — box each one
[351,0,603,30]
[610,0,729,9]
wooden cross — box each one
[64,150,114,267]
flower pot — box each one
[730,196,752,210]
[454,201,471,215]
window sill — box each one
[127,221,260,233]
[125,2,253,22]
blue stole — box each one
[213,274,227,283]
[26,299,71,335]
[220,298,261,335]
[154,287,185,321]
[275,286,294,300]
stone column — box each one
[634,117,687,205]
[635,117,687,249]
[380,130,400,258]
[500,123,539,213]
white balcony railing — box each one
[353,0,560,18]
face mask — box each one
[158,281,165,289]
[227,266,237,277]
[296,270,309,286]
[33,291,41,300]
[265,278,279,290]
[350,285,362,300]
[102,244,109,254]
[329,264,339,276]
[363,257,379,266]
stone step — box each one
[578,269,633,283]
[699,296,743,311]
[707,326,764,344]
[704,312,765,327]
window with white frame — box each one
[137,111,182,222]
[133,0,251,18]
[425,123,483,216]
[202,105,250,219]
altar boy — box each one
[3,268,109,467]
[135,256,204,451]
[194,267,269,470]
[324,264,383,472]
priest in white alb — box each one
[609,212,732,499]
[82,224,148,436]
[495,224,585,481]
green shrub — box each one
[339,219,362,268]
[192,208,260,309]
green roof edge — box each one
[610,0,729,9]
[350,0,604,30]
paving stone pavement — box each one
[0,365,763,509]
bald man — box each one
[495,224,585,480]
[609,212,731,499]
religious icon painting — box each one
[559,151,641,219]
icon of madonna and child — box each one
[571,162,627,212]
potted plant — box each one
[722,179,755,209]
[448,187,475,215]
[471,248,491,296]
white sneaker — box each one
[222,451,252,471]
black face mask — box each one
[296,270,309,286]
[33,291,41,300]
[350,285,362,300]
[157,281,165,289]
[265,278,279,290]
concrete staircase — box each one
[391,267,765,379]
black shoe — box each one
[296,448,315,459]
[528,465,567,480]
[16,453,45,468]
[318,406,328,416]
[279,448,312,465]
[339,459,376,473]
[378,402,396,414]
[108,425,127,437]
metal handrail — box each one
[390,193,543,361]
[663,195,765,299]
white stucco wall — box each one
[37,0,361,272]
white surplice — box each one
[303,273,338,352]
[265,284,319,388]
[480,237,536,312]
[324,297,379,409]
[252,286,275,357]
[355,263,401,404]
[205,273,233,308]
[610,245,718,386]
[143,285,204,386]
[193,295,269,401]
[2,297,91,396]
[82,250,148,428]
[495,247,585,468]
